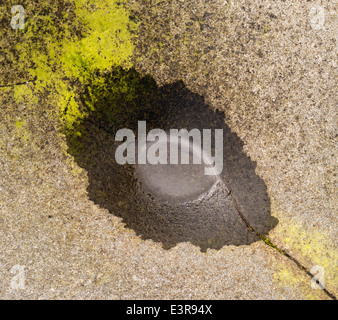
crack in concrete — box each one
[228,190,337,300]
[6,75,336,300]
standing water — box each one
[67,72,278,251]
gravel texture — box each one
[0,0,336,299]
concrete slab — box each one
[0,0,336,299]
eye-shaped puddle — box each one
[66,69,278,251]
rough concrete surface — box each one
[0,0,337,299]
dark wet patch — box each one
[66,68,278,252]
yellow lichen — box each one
[272,215,338,298]
[1,0,137,135]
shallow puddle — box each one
[67,70,278,251]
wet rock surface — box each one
[68,79,277,251]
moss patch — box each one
[1,0,137,137]
[273,217,338,298]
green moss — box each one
[1,0,138,138]
[278,218,338,292]
[267,212,338,299]
[15,120,25,129]
[66,67,156,157]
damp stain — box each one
[66,68,278,252]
